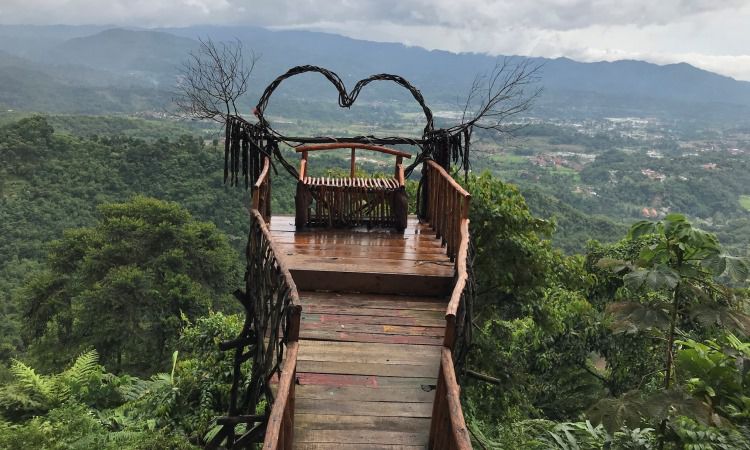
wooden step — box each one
[290,269,452,296]
[270,215,455,296]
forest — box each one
[1,115,750,449]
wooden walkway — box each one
[270,215,454,449]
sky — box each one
[2,0,750,80]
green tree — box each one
[599,214,749,391]
[589,214,750,439]
[22,196,240,374]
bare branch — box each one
[454,57,543,135]
[173,37,258,123]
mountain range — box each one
[1,24,749,123]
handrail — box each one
[209,208,301,450]
[424,161,473,449]
[263,341,299,450]
[254,208,300,450]
[252,156,272,223]
[425,160,470,197]
[424,160,470,261]
[296,143,412,158]
[429,347,472,450]
[251,209,300,306]
[444,218,470,349]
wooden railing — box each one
[426,161,473,449]
[430,347,472,450]
[424,160,471,261]
[263,340,299,450]
[208,209,301,450]
[252,156,272,222]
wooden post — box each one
[300,151,308,181]
[350,148,356,178]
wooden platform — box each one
[270,215,454,296]
[267,216,453,449]
[294,292,445,449]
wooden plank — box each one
[302,313,445,328]
[271,234,445,250]
[300,322,445,337]
[269,222,432,235]
[293,444,424,450]
[295,386,435,403]
[296,399,433,418]
[300,292,448,310]
[276,238,448,254]
[300,305,445,319]
[299,329,444,345]
[296,361,439,378]
[296,373,436,388]
[295,429,427,445]
[272,230,440,241]
[298,348,439,366]
[271,214,424,229]
[295,414,430,434]
[284,255,454,277]
[291,270,452,296]
[279,246,449,262]
[297,340,442,355]
[270,232,445,247]
[281,225,438,235]
[273,227,438,238]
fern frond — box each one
[0,386,43,410]
[105,430,146,445]
[9,359,54,404]
[117,378,151,402]
[64,349,100,386]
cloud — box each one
[1,0,749,80]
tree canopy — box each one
[21,196,240,374]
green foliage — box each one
[0,312,241,448]
[22,196,240,374]
[468,417,656,449]
[677,334,750,424]
[462,172,603,424]
[0,350,115,420]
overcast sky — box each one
[2,0,750,81]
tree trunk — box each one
[664,285,679,390]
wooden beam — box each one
[295,143,412,159]
[425,160,470,198]
[263,341,299,450]
[445,219,470,321]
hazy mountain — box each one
[48,28,197,85]
[0,48,169,113]
[1,24,750,122]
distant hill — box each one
[1,25,750,122]
[49,28,197,86]
[0,49,169,113]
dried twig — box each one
[174,37,258,122]
[454,57,543,135]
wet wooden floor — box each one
[268,216,453,449]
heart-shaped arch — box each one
[254,65,435,136]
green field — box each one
[740,195,750,211]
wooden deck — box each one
[269,216,453,449]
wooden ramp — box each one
[270,215,453,449]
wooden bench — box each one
[294,143,411,230]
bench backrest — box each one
[296,143,411,186]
